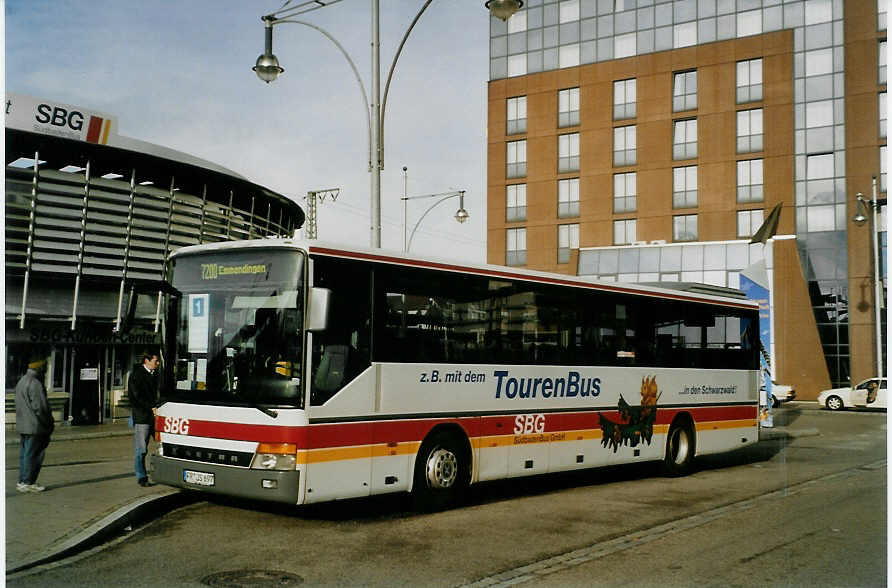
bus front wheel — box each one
[412,431,469,511]
[663,418,696,477]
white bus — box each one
[151,239,760,509]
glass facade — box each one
[579,240,766,288]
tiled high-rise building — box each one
[487,0,886,397]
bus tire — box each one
[412,431,469,511]
[663,417,696,477]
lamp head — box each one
[485,0,523,21]
[454,190,469,223]
[852,193,869,226]
[254,53,284,83]
[254,18,284,83]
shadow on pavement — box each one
[199,433,787,523]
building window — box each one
[673,70,697,112]
[506,227,526,266]
[557,223,579,264]
[672,166,698,209]
[881,40,887,85]
[673,214,698,242]
[507,10,526,33]
[508,54,527,77]
[559,88,580,128]
[806,49,832,77]
[613,219,637,245]
[613,172,636,213]
[614,126,636,166]
[737,159,764,203]
[736,109,763,154]
[736,58,763,104]
[882,145,888,193]
[560,0,580,23]
[558,178,580,218]
[673,119,697,160]
[507,96,527,135]
[806,153,835,207]
[881,0,888,31]
[507,140,527,178]
[737,209,764,238]
[558,133,580,172]
[506,184,526,222]
[880,93,887,139]
[613,79,636,120]
[615,32,636,59]
[674,21,697,48]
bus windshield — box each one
[165,248,305,407]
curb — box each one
[5,429,133,446]
[759,427,820,441]
[6,489,195,575]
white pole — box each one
[871,177,883,376]
[370,0,382,248]
[402,167,408,252]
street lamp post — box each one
[852,176,885,377]
[402,187,469,252]
[253,0,522,248]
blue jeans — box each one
[19,434,50,485]
[133,423,153,481]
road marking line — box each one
[462,459,887,587]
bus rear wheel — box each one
[413,431,468,511]
[663,418,696,477]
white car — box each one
[770,382,795,408]
[817,378,888,411]
[760,381,796,408]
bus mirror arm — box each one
[307,287,332,332]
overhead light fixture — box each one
[485,0,523,21]
[253,18,284,83]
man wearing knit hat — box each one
[15,357,54,492]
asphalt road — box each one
[8,403,887,587]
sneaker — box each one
[16,483,28,493]
[25,484,46,492]
[137,478,152,487]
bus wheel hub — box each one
[425,448,457,489]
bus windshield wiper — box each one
[252,404,279,419]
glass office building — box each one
[487,0,886,394]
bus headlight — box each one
[250,443,298,471]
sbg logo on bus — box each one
[162,416,190,435]
[514,414,545,435]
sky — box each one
[5,0,493,262]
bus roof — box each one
[170,238,759,311]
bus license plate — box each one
[184,470,215,486]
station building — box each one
[486,0,886,397]
[5,93,304,423]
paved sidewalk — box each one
[5,420,184,574]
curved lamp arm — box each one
[407,191,466,252]
[272,19,373,171]
[380,0,434,169]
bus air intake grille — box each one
[163,443,253,468]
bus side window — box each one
[310,259,371,406]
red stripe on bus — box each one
[158,404,755,448]
[86,116,103,143]
[309,245,756,310]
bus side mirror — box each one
[307,287,332,332]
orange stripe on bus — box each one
[293,421,756,465]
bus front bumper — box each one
[150,455,300,504]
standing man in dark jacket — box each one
[129,350,160,486]
[15,358,54,493]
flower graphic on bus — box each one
[599,376,661,453]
